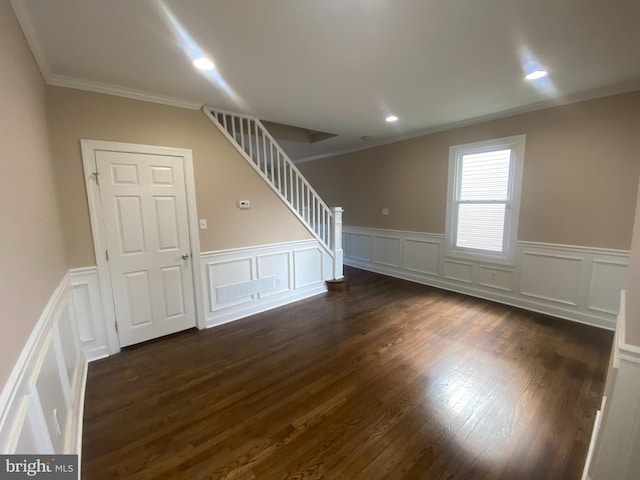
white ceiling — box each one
[13,0,640,161]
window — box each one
[445,135,525,264]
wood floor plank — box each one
[82,266,612,479]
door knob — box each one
[182,253,191,260]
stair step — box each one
[326,278,349,292]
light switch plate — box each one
[382,208,389,216]
[199,219,207,229]
[238,200,251,209]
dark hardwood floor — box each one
[82,266,612,480]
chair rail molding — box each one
[343,226,629,329]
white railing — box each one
[204,108,343,279]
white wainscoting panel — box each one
[443,260,474,284]
[209,257,254,310]
[373,236,402,268]
[404,239,440,277]
[0,273,87,459]
[55,302,80,387]
[294,247,324,289]
[70,267,109,361]
[348,233,372,262]
[343,227,629,329]
[7,395,48,454]
[33,333,70,454]
[202,240,331,328]
[478,266,515,292]
[588,261,629,315]
[520,251,582,306]
[257,252,291,298]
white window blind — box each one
[446,135,525,264]
[455,149,512,252]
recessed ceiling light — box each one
[525,69,548,80]
[193,57,214,71]
[385,115,399,123]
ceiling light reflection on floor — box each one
[414,351,528,465]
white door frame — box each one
[81,140,206,355]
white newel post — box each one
[331,207,344,280]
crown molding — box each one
[10,0,202,111]
[10,0,51,80]
[296,80,640,164]
[47,75,203,110]
[10,0,640,147]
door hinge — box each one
[92,172,100,186]
[105,250,109,261]
[114,321,118,333]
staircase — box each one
[204,108,343,280]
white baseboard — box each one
[205,285,328,328]
[343,226,629,330]
[0,272,87,457]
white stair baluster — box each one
[269,142,275,185]
[231,116,236,142]
[262,128,267,174]
[282,154,288,198]
[288,164,293,204]
[277,151,282,192]
[248,120,253,162]
[240,117,245,153]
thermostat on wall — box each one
[238,200,251,209]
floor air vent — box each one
[216,276,276,303]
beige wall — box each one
[300,92,640,250]
[47,87,312,268]
[0,1,68,387]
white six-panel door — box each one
[95,150,196,347]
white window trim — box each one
[444,134,526,266]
